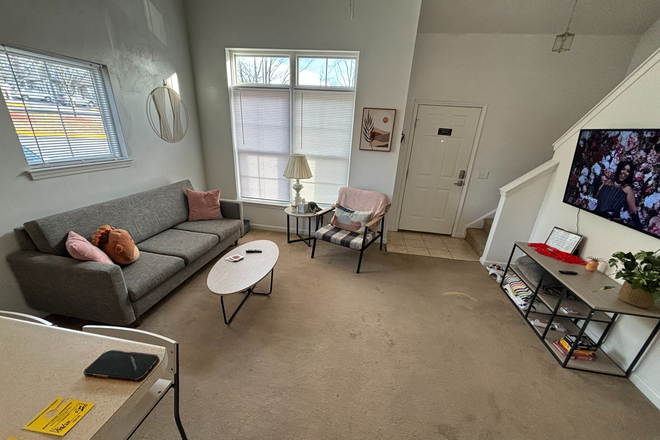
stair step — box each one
[465,227,489,257]
[483,217,493,235]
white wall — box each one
[394,33,638,235]
[184,0,422,231]
[627,18,660,74]
[530,50,660,408]
[0,0,206,313]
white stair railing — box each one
[480,160,558,265]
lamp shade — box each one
[283,154,313,179]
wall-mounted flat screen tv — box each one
[563,129,660,239]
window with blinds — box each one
[229,50,357,205]
[0,45,126,168]
[293,90,354,203]
[233,87,291,202]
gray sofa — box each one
[8,180,243,326]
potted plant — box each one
[609,250,660,309]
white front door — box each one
[399,104,481,234]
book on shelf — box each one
[531,318,567,333]
[551,340,597,361]
[558,338,595,356]
[560,306,579,315]
[563,334,598,352]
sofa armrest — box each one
[6,251,136,325]
[220,199,244,235]
[220,199,243,220]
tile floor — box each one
[386,230,481,261]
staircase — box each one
[465,218,492,258]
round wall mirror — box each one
[146,85,189,143]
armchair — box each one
[311,187,390,273]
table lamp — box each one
[283,154,313,205]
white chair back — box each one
[0,311,53,326]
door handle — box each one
[454,180,464,187]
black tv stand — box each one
[501,242,660,377]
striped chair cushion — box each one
[314,224,377,250]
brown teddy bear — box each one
[91,225,140,265]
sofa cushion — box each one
[173,219,242,242]
[24,180,193,256]
[121,251,185,301]
[315,224,377,250]
[137,229,219,264]
[66,231,114,265]
[186,189,223,221]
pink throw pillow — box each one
[66,231,114,264]
[186,189,223,221]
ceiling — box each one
[418,0,660,35]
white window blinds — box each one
[293,90,354,204]
[229,51,357,205]
[232,87,291,202]
[0,45,125,168]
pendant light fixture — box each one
[553,0,578,53]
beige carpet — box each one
[57,229,660,439]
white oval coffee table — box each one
[207,240,279,324]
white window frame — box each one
[0,43,131,180]
[226,48,359,205]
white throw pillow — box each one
[331,204,373,234]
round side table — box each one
[284,206,327,247]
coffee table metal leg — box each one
[220,290,251,325]
[250,269,274,296]
[220,270,274,324]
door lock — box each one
[454,180,464,187]
[458,170,466,179]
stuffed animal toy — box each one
[91,225,140,265]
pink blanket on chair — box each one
[335,187,391,218]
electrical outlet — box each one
[477,171,489,179]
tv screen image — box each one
[563,129,660,239]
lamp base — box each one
[292,179,303,205]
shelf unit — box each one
[501,242,660,377]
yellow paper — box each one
[23,397,94,436]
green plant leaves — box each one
[610,249,660,299]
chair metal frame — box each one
[82,325,187,440]
[311,209,386,273]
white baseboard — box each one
[250,223,287,232]
[479,257,507,267]
[592,341,660,410]
[630,373,660,410]
[462,209,497,235]
[453,232,466,238]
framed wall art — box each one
[360,107,396,152]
